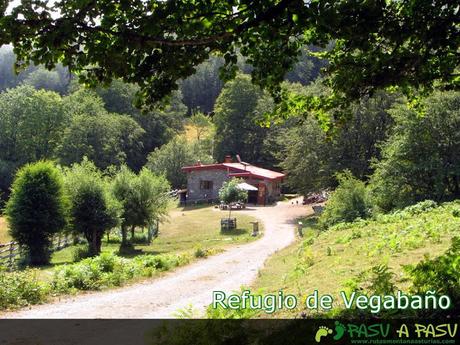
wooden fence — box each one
[0,234,80,270]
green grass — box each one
[0,217,11,243]
[34,205,261,280]
[250,201,460,318]
[0,205,261,310]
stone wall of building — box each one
[186,169,229,201]
[186,169,283,203]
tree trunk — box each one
[95,234,102,254]
[121,225,128,246]
[28,244,50,266]
[89,229,101,256]
[131,225,135,242]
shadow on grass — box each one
[32,223,255,271]
[295,215,321,238]
[298,215,319,228]
[220,228,250,236]
[179,203,216,212]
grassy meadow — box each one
[8,204,261,281]
[0,217,10,243]
[249,201,459,318]
[0,204,262,311]
[1,197,261,283]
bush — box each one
[4,161,68,265]
[0,269,48,309]
[394,200,437,216]
[193,245,208,258]
[52,252,191,293]
[405,237,460,316]
[0,251,193,310]
[319,171,371,229]
[72,246,92,262]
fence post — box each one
[297,222,303,237]
[8,242,14,268]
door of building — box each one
[257,183,266,205]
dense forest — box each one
[0,44,326,201]
[1,42,460,215]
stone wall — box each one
[186,169,283,203]
[186,169,229,201]
[245,177,281,203]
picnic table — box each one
[219,202,246,210]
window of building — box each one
[200,180,213,190]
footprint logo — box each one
[333,321,346,341]
[315,326,333,343]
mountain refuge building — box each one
[181,155,285,205]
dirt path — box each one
[4,197,311,319]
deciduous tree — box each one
[63,159,120,256]
[5,161,68,265]
[112,166,171,249]
[218,179,248,219]
[146,137,213,189]
[2,0,457,118]
[213,74,269,164]
[370,91,460,212]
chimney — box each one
[224,155,233,163]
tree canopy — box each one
[280,89,397,195]
[0,85,67,196]
[63,159,120,256]
[112,165,171,249]
[213,73,270,164]
[370,91,460,212]
[1,1,457,116]
[146,137,213,189]
[5,161,68,265]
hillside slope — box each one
[251,201,459,318]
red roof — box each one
[182,162,285,181]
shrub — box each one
[405,237,460,316]
[0,269,48,309]
[367,264,396,296]
[4,161,68,265]
[72,246,92,262]
[193,247,220,259]
[52,252,191,293]
[319,171,371,229]
[0,251,193,310]
[398,200,437,215]
[132,253,191,271]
